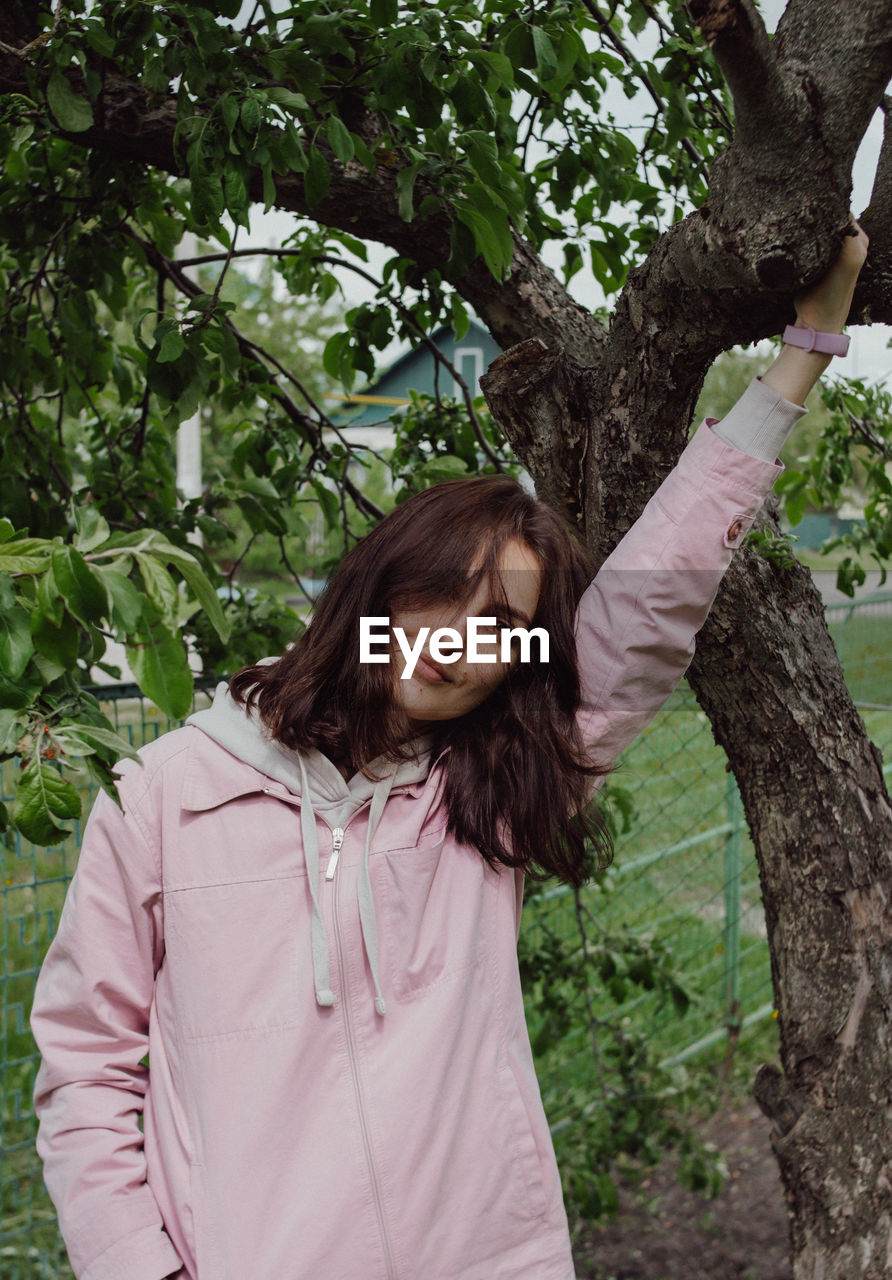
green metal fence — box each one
[2,596,890,1277]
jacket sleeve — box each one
[30,760,184,1280]
[574,411,785,773]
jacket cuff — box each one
[79,1223,183,1280]
[708,376,807,464]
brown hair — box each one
[229,474,613,886]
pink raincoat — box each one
[31,408,785,1280]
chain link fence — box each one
[2,595,890,1277]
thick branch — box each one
[687,0,787,144]
[480,340,589,530]
[0,49,605,366]
[856,96,892,324]
[776,0,892,173]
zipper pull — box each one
[326,827,344,880]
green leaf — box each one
[57,723,142,763]
[450,294,470,341]
[36,561,70,631]
[0,606,33,680]
[101,568,144,634]
[311,479,341,531]
[47,68,95,133]
[326,116,354,165]
[413,455,469,486]
[786,488,808,528]
[31,608,80,670]
[0,708,20,754]
[265,86,309,115]
[462,130,501,187]
[157,328,185,363]
[0,553,50,574]
[455,201,513,279]
[72,505,110,554]
[370,0,398,25]
[175,558,231,644]
[0,519,18,544]
[137,555,179,624]
[304,149,331,208]
[469,50,515,86]
[12,758,82,846]
[51,547,108,626]
[240,95,262,136]
[531,26,558,81]
[323,331,352,387]
[192,174,224,228]
[397,157,426,222]
[127,619,193,719]
[84,24,116,57]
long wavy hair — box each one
[229,474,613,886]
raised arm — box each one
[575,221,868,772]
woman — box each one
[31,225,868,1280]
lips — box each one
[414,653,450,683]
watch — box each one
[782,324,850,357]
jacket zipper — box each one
[329,826,399,1280]
[325,826,344,880]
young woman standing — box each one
[30,225,868,1280]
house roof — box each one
[330,319,501,427]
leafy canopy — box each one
[1,0,888,843]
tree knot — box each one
[754,1063,807,1137]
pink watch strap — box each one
[782,324,850,357]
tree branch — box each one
[480,339,590,531]
[0,49,606,365]
[854,96,892,324]
[776,0,892,172]
[687,0,787,144]
[128,231,385,522]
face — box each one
[388,538,543,726]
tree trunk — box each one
[482,339,892,1279]
[691,536,892,1278]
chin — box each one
[398,682,463,723]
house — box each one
[330,320,502,446]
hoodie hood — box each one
[186,668,433,1016]
[186,671,432,826]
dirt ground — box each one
[572,1101,792,1280]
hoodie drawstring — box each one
[298,753,336,1008]
[298,753,396,1017]
[357,770,397,1016]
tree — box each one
[1,1,892,1274]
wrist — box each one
[793,310,848,334]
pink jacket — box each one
[31,418,783,1280]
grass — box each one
[1,616,888,1273]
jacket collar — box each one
[180,728,432,812]
[181,732,271,811]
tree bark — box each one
[5,0,892,1273]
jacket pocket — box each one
[164,875,304,1041]
[373,831,487,1000]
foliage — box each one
[0,0,737,843]
[774,377,892,595]
[0,509,228,841]
[696,350,891,592]
[518,781,726,1223]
